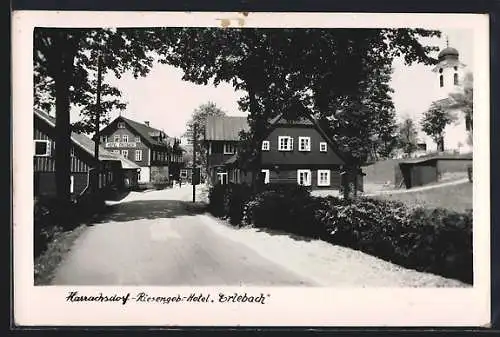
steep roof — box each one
[102,116,176,149]
[268,112,349,164]
[34,109,140,169]
[269,113,314,126]
[116,156,141,169]
[205,116,249,141]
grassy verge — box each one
[374,182,472,212]
[34,225,88,285]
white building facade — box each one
[419,45,473,154]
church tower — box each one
[432,38,466,101]
[427,38,472,154]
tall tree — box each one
[34,28,176,212]
[398,117,419,157]
[158,28,441,175]
[421,102,457,152]
[183,101,227,170]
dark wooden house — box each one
[34,109,141,199]
[204,113,364,191]
[98,116,184,183]
[204,116,250,185]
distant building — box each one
[204,116,250,185]
[421,43,472,154]
[34,109,141,199]
[98,117,185,183]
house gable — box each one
[100,116,171,149]
[261,124,345,167]
[260,113,347,167]
[33,109,122,173]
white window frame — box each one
[135,150,142,161]
[121,150,128,158]
[317,169,331,186]
[118,122,125,129]
[278,136,293,151]
[320,142,328,152]
[261,169,270,184]
[223,143,235,155]
[114,135,121,143]
[298,136,311,151]
[261,140,270,151]
[297,169,311,186]
[122,134,129,142]
[135,136,141,143]
[70,175,74,194]
[34,140,51,156]
[217,172,228,185]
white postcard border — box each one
[12,11,491,327]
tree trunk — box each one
[52,32,78,223]
[438,136,445,152]
[246,86,261,193]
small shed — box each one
[395,158,438,189]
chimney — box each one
[144,121,150,126]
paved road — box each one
[52,184,468,287]
[52,185,315,286]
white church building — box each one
[417,43,473,155]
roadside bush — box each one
[208,183,253,225]
[315,196,473,284]
[34,197,70,257]
[208,182,473,284]
[226,183,253,226]
[403,207,473,283]
[208,184,231,218]
[244,185,325,238]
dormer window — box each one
[118,122,125,129]
[320,142,327,152]
[262,140,270,151]
[298,137,311,151]
[278,136,293,151]
[224,143,235,154]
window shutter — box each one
[46,141,52,156]
[290,137,293,150]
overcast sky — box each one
[71,29,473,139]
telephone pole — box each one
[94,52,103,162]
[192,123,197,203]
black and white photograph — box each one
[13,11,490,326]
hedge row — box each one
[208,183,473,284]
[34,195,107,257]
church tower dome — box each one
[438,46,459,62]
[432,37,466,100]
